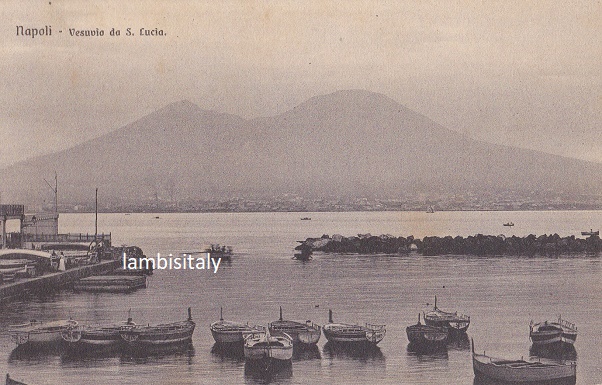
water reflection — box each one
[211,342,245,361]
[406,342,449,356]
[119,342,195,364]
[473,373,576,385]
[8,344,62,363]
[292,343,321,360]
[529,344,577,361]
[244,360,293,384]
[447,332,471,351]
[322,341,384,362]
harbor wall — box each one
[0,260,120,303]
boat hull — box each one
[473,354,576,382]
[406,324,448,347]
[323,325,385,345]
[530,320,576,347]
[243,332,293,369]
[269,321,321,345]
[10,320,78,347]
[120,321,195,350]
[211,329,248,344]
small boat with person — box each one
[472,339,576,383]
[210,307,262,344]
[503,222,514,227]
[406,313,448,349]
[268,307,321,345]
[5,374,27,385]
[322,309,385,345]
[119,308,195,350]
[243,328,293,370]
[203,244,234,261]
[530,316,577,347]
[9,318,78,347]
[423,296,470,335]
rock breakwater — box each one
[296,233,602,256]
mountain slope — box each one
[1,90,601,208]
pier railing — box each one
[22,233,111,244]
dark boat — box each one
[503,222,514,227]
[530,317,577,347]
[300,217,311,220]
[322,309,385,346]
[61,312,137,349]
[423,296,470,335]
[581,229,599,236]
[472,340,576,383]
[5,374,27,385]
[119,308,195,350]
[406,313,448,348]
[268,307,321,345]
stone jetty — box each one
[296,233,602,256]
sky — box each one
[1,0,600,168]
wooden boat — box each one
[119,308,195,349]
[5,374,27,385]
[406,313,448,348]
[472,340,576,383]
[423,296,470,334]
[9,319,78,346]
[503,222,515,227]
[61,312,137,348]
[268,307,321,345]
[73,275,146,292]
[530,317,577,346]
[243,328,293,368]
[581,229,599,236]
[300,217,311,220]
[322,309,385,345]
[210,307,261,344]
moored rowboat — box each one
[424,296,470,334]
[243,328,293,369]
[210,308,261,344]
[119,308,195,349]
[406,313,448,348]
[472,340,576,383]
[530,316,577,346]
[9,319,78,347]
[322,309,385,345]
[268,307,321,345]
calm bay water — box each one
[0,211,600,384]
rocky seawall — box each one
[296,233,602,256]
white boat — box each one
[210,308,261,344]
[322,309,385,345]
[9,319,78,346]
[268,307,321,345]
[472,340,576,382]
[530,316,577,346]
[244,328,293,368]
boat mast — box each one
[95,188,98,241]
[43,172,58,213]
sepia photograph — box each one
[0,1,600,384]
